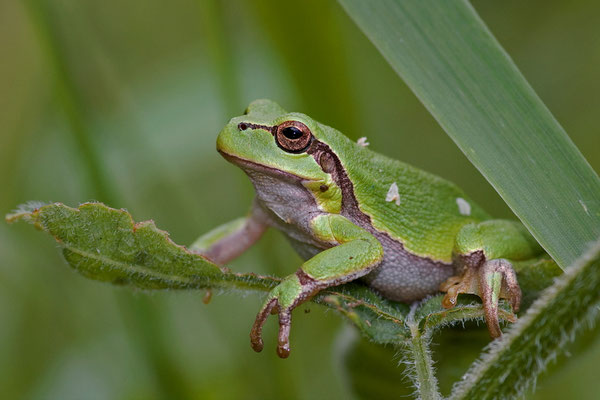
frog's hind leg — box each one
[441,254,520,337]
[440,220,543,338]
[479,259,521,336]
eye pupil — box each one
[282,127,303,140]
[275,121,312,153]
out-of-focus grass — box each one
[0,0,598,399]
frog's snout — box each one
[215,120,238,153]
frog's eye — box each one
[275,121,312,153]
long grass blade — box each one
[338,0,600,268]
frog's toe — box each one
[440,257,521,338]
[441,282,460,308]
[250,297,278,353]
[249,274,310,358]
[479,259,521,337]
[440,265,479,308]
[439,275,462,292]
[249,296,294,358]
[479,258,521,312]
[277,309,292,358]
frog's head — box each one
[217,99,345,213]
[217,99,330,181]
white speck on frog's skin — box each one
[456,197,471,216]
[356,137,370,147]
[386,182,401,206]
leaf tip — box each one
[5,201,49,224]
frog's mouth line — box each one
[217,150,315,182]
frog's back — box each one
[315,124,489,263]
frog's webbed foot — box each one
[440,257,521,338]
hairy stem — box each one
[404,304,442,400]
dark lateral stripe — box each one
[307,139,450,267]
[238,122,276,135]
[307,140,372,227]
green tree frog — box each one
[192,99,543,358]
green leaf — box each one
[337,0,600,269]
[6,202,275,292]
[6,202,413,341]
[449,239,600,400]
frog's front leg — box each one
[250,214,384,358]
[190,200,269,265]
[441,220,544,338]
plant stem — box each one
[405,304,442,400]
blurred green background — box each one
[1,0,599,399]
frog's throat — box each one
[234,122,451,270]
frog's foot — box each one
[440,258,521,338]
[250,272,320,358]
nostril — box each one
[238,123,248,131]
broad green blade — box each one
[338,0,600,268]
